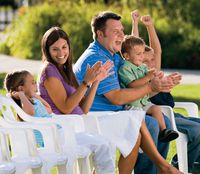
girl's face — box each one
[21,74,37,98]
[49,38,69,66]
[125,44,145,66]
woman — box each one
[38,27,182,174]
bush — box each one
[0,73,6,89]
[3,3,62,60]
[1,1,200,69]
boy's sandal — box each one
[159,129,179,142]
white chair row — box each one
[1,94,199,174]
[160,102,199,174]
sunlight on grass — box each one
[172,85,200,100]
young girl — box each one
[4,70,116,174]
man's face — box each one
[98,19,124,54]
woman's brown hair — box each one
[41,27,78,88]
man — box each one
[74,11,181,174]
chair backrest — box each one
[0,126,38,160]
[0,95,33,122]
[0,95,42,125]
[175,102,199,117]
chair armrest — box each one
[175,102,199,117]
[83,115,101,134]
[84,111,117,134]
[87,111,113,116]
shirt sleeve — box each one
[46,63,61,79]
[118,64,137,87]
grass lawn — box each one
[0,72,199,173]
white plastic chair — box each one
[0,130,16,174]
[0,95,93,174]
[0,118,68,174]
[0,126,42,174]
[160,102,199,174]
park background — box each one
[0,0,200,173]
[0,0,200,69]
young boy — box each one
[118,35,178,142]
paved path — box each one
[0,54,200,84]
[0,54,42,74]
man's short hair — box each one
[91,11,121,39]
[121,35,145,54]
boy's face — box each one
[143,50,155,69]
[125,44,145,66]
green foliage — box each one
[0,1,124,62]
[0,73,6,89]
[0,42,10,55]
[3,3,62,60]
[0,0,200,68]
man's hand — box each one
[150,72,182,92]
[166,72,182,86]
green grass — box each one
[0,72,199,173]
[172,84,200,115]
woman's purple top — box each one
[38,63,84,115]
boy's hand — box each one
[147,68,156,80]
[150,76,174,93]
[141,15,153,26]
[131,10,140,23]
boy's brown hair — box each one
[121,35,145,54]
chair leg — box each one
[78,156,92,174]
[57,164,67,174]
[32,167,42,174]
[176,132,188,173]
